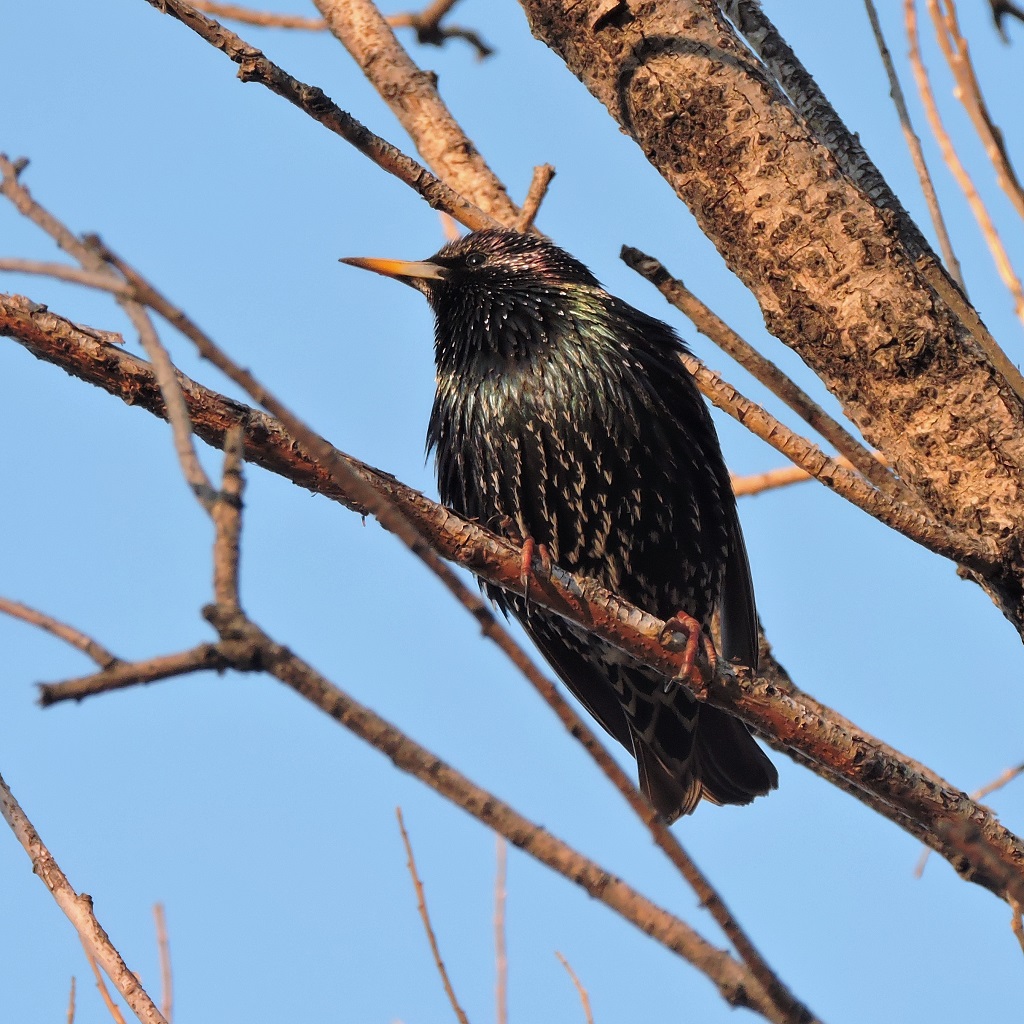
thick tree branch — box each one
[518,0,1024,631]
[4,293,1024,906]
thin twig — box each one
[862,0,965,289]
[621,245,912,502]
[680,351,983,570]
[989,0,1024,40]
[38,644,231,706]
[187,0,490,55]
[67,976,76,1024]
[0,596,119,669]
[929,0,1024,224]
[907,0,1024,328]
[212,426,245,610]
[142,1,499,232]
[189,1,325,29]
[515,164,556,233]
[396,809,471,1024]
[1011,898,1024,956]
[115,284,217,510]
[732,463,836,497]
[389,0,494,58]
[83,947,128,1024]
[153,904,173,1024]
[0,156,217,509]
[555,953,595,1024]
[0,257,130,295]
[0,771,167,1024]
[495,839,508,1024]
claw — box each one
[658,611,717,693]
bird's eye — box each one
[464,252,486,269]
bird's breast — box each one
[430,350,725,622]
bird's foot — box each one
[496,517,553,614]
[519,535,553,613]
[658,611,717,693]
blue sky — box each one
[3,2,1024,1021]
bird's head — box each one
[341,229,600,304]
[341,229,608,368]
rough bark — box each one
[518,0,1024,631]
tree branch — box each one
[0,772,168,1024]
[141,0,500,232]
[519,0,1024,630]
[5,292,1024,907]
[312,0,515,222]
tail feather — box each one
[634,705,777,821]
[695,706,779,807]
[634,740,703,822]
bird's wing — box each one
[518,608,636,752]
[718,505,759,671]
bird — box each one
[341,229,777,821]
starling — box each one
[342,229,777,820]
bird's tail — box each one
[634,706,778,822]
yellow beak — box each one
[339,256,446,282]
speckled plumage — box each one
[345,229,777,820]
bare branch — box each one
[862,0,966,289]
[495,839,508,1024]
[620,245,909,501]
[1012,899,1024,956]
[83,947,128,1024]
[388,0,495,58]
[153,904,173,1024]
[907,0,1024,327]
[914,760,1024,877]
[0,257,130,296]
[0,772,167,1024]
[187,0,495,56]
[515,164,556,233]
[396,809,471,1024]
[928,0,1024,225]
[38,644,232,706]
[0,596,119,669]
[989,0,1024,40]
[6,294,1024,906]
[141,0,499,231]
[212,426,245,611]
[312,0,514,223]
[680,352,984,570]
[555,953,595,1024]
[0,157,217,509]
[732,464,832,497]
[189,1,326,29]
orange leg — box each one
[519,536,552,610]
